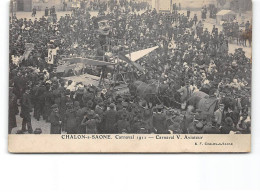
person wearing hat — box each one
[74,87,85,107]
[82,90,94,106]
[49,104,62,134]
[43,84,53,122]
[9,87,19,134]
[177,80,192,109]
[86,100,94,110]
[81,110,101,134]
[75,105,85,134]
[237,120,251,134]
[50,6,56,16]
[142,101,153,129]
[237,112,251,131]
[204,114,220,134]
[20,87,33,134]
[168,122,182,134]
[224,104,240,127]
[45,7,49,17]
[94,102,105,133]
[64,101,77,134]
[214,104,224,128]
[102,103,118,134]
[220,117,234,134]
[132,113,150,134]
[32,6,37,17]
[114,111,131,134]
[117,100,130,120]
[183,105,195,128]
[187,113,207,134]
[152,104,167,134]
[116,97,124,111]
[33,81,46,121]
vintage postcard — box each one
[9,0,252,153]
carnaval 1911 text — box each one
[60,134,205,140]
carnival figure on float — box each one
[93,15,148,87]
[93,15,113,86]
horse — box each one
[128,80,175,106]
[187,91,218,116]
[239,26,252,47]
[128,80,184,109]
[128,80,160,106]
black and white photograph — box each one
[2,0,260,192]
[8,0,252,153]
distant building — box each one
[11,0,252,13]
[152,0,172,12]
[15,0,33,11]
[168,0,251,12]
[172,0,216,10]
[32,0,63,11]
[12,0,77,12]
[229,0,252,12]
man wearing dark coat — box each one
[43,84,54,122]
[103,103,118,133]
[9,88,19,134]
[220,117,234,134]
[187,9,190,18]
[50,6,56,15]
[65,102,77,134]
[34,82,46,121]
[49,104,61,134]
[81,110,101,134]
[45,7,49,17]
[152,105,167,134]
[13,72,26,99]
[193,14,198,25]
[20,88,33,133]
[114,112,131,134]
[32,7,37,17]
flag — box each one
[125,46,159,62]
[118,52,145,73]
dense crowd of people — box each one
[9,0,251,135]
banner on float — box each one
[48,49,57,64]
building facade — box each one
[32,0,64,11]
[16,0,32,11]
[11,0,76,12]
[152,0,172,12]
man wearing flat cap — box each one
[49,104,62,134]
[20,87,33,134]
[214,104,224,128]
[45,7,49,17]
[103,103,118,134]
[152,105,167,134]
[114,111,131,134]
[188,113,207,134]
[81,110,101,134]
